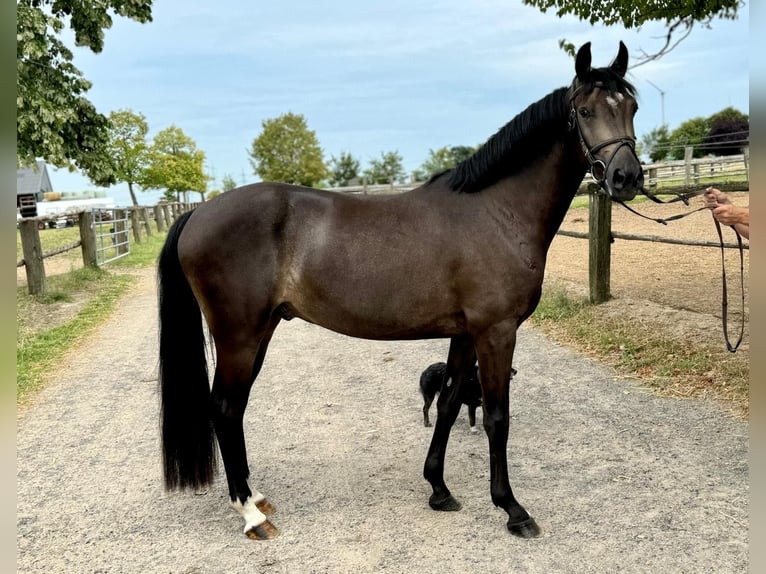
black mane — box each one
[432,67,636,193]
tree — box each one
[523,0,743,66]
[668,117,710,159]
[221,174,239,192]
[16,1,153,176]
[640,125,672,163]
[418,145,478,179]
[364,151,406,185]
[328,151,361,187]
[703,107,749,156]
[93,109,150,206]
[143,126,208,202]
[249,112,328,186]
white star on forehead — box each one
[605,92,624,108]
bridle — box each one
[567,81,639,195]
[567,82,746,353]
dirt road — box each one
[17,268,748,573]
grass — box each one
[529,283,749,418]
[16,268,135,403]
[16,229,168,405]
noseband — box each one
[568,83,637,193]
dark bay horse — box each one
[158,41,643,540]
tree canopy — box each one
[96,109,150,206]
[417,145,477,179]
[364,151,406,185]
[143,126,208,202]
[17,1,154,175]
[328,151,361,187]
[221,174,239,192]
[640,106,748,162]
[702,107,749,156]
[523,0,743,65]
[249,112,328,187]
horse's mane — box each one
[430,67,636,193]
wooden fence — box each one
[17,202,198,296]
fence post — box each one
[78,210,97,268]
[162,204,172,225]
[141,207,153,237]
[588,184,611,304]
[19,219,46,296]
[129,208,143,243]
[154,205,167,232]
[684,146,693,187]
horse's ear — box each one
[610,41,629,77]
[575,42,592,79]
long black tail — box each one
[157,210,217,490]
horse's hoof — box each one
[507,517,541,538]
[245,520,280,540]
[256,498,277,516]
[429,493,462,512]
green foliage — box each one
[703,107,749,156]
[525,1,742,64]
[249,112,328,187]
[96,109,151,205]
[522,0,741,28]
[328,151,361,187]
[143,126,208,202]
[668,117,710,159]
[641,125,672,163]
[364,151,406,184]
[16,1,154,177]
[17,270,134,402]
[418,145,477,179]
[221,174,238,192]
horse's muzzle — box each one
[606,149,643,202]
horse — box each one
[157,41,643,540]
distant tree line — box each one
[640,107,748,163]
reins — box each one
[606,186,747,353]
[610,187,746,352]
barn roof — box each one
[17,161,53,196]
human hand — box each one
[702,187,730,209]
[711,204,746,227]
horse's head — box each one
[569,41,643,202]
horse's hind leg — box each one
[423,335,475,511]
[474,321,541,538]
[211,317,280,540]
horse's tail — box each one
[157,210,217,490]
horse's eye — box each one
[579,107,591,118]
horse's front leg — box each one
[423,334,475,511]
[475,321,541,538]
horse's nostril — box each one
[613,168,626,187]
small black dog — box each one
[419,362,482,431]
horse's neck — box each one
[493,140,585,248]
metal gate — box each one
[93,208,131,266]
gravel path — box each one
[17,268,748,573]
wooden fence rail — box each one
[17,202,194,296]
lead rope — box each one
[712,215,745,352]
[611,187,746,352]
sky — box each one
[49,0,750,207]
